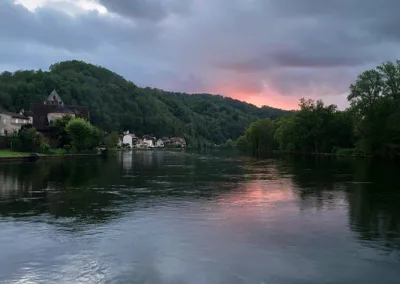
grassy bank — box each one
[0,150,33,158]
[0,149,100,161]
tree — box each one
[274,115,297,152]
[244,118,278,154]
[105,131,120,148]
[66,118,101,151]
[50,115,73,148]
[225,138,235,149]
[235,136,250,152]
[377,61,400,110]
[348,66,398,155]
[348,69,383,116]
[11,126,43,152]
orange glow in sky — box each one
[211,83,300,110]
[229,92,299,110]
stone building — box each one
[0,110,32,136]
[28,90,89,134]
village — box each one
[119,131,186,149]
[0,90,187,152]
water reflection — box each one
[277,156,400,252]
[0,151,399,283]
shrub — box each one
[18,128,42,152]
[50,115,73,148]
[105,131,120,148]
[63,144,71,152]
[65,118,103,151]
[49,148,67,155]
[11,138,21,151]
[40,143,51,154]
[336,148,355,156]
[331,146,340,154]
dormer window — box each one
[45,90,64,106]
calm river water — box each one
[0,151,399,283]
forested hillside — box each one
[0,60,289,145]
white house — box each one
[121,131,138,148]
[155,139,164,148]
[142,135,154,148]
[122,134,133,148]
[143,139,154,148]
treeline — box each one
[236,60,400,157]
[0,60,289,146]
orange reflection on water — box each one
[220,179,294,207]
[207,178,298,242]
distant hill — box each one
[0,60,291,145]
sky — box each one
[1,0,400,110]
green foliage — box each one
[245,118,278,153]
[236,60,400,157]
[40,143,51,154]
[235,136,250,152]
[336,148,355,156]
[11,127,43,152]
[224,139,235,149]
[66,118,102,151]
[105,131,119,148]
[49,148,67,155]
[272,99,354,153]
[0,60,290,145]
[11,137,21,152]
[348,60,400,156]
[238,99,354,155]
[50,115,73,148]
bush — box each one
[40,143,51,154]
[225,139,235,149]
[49,148,67,155]
[63,144,71,152]
[66,118,103,151]
[105,131,120,148]
[11,138,21,151]
[17,128,43,152]
[235,135,250,152]
[336,148,355,156]
[331,146,340,154]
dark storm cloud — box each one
[2,0,400,108]
[271,0,400,42]
[0,1,141,51]
[97,0,167,21]
[97,0,193,21]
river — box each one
[0,150,399,283]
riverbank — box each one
[0,149,101,162]
[246,149,376,159]
[109,148,186,151]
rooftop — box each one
[0,110,30,119]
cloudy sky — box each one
[1,0,400,109]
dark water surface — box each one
[0,151,399,283]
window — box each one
[15,119,18,124]
[3,119,6,125]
